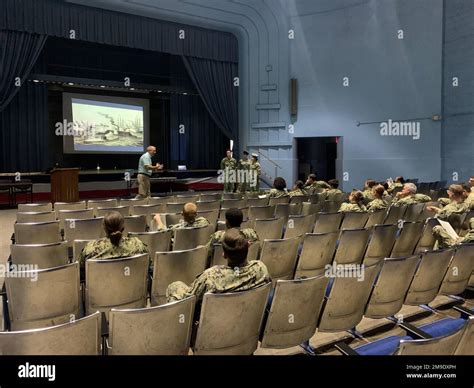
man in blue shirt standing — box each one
[135,145,163,199]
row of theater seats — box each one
[4,193,474,355]
[1,242,473,355]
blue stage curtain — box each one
[182,55,239,155]
[0,30,47,111]
[0,0,238,63]
[170,93,228,170]
[0,82,51,172]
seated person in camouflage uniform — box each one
[367,185,389,212]
[362,179,377,202]
[391,183,432,206]
[304,173,331,194]
[426,184,468,221]
[338,190,367,213]
[209,208,259,245]
[78,211,149,276]
[153,202,210,230]
[267,177,289,198]
[325,179,343,194]
[288,180,307,197]
[432,217,474,249]
[166,228,270,303]
[387,176,405,194]
[437,184,472,208]
[463,183,474,209]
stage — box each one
[0,169,222,205]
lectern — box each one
[50,168,79,203]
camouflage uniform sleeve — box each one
[208,231,224,246]
[166,281,193,302]
[338,203,349,212]
[196,217,210,227]
[322,181,331,189]
[418,194,432,202]
[78,240,98,264]
[438,198,450,206]
[242,228,259,242]
[459,230,474,244]
[185,269,215,302]
[166,266,214,302]
[133,237,149,255]
[255,261,271,282]
[208,231,217,246]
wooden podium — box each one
[50,168,79,203]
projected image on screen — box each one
[71,98,145,152]
[62,93,150,154]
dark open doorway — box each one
[296,137,339,182]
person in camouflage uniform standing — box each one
[338,190,367,213]
[268,177,289,198]
[78,211,149,274]
[249,153,261,193]
[166,228,270,303]
[367,185,389,212]
[432,217,474,249]
[237,150,251,193]
[220,150,237,193]
[391,183,431,206]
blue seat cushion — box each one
[418,318,466,338]
[355,335,411,355]
[325,277,334,297]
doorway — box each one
[296,137,339,182]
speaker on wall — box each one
[290,78,297,116]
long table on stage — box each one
[124,170,218,195]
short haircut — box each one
[365,179,377,188]
[328,179,339,189]
[294,180,305,190]
[222,229,249,264]
[405,183,417,194]
[273,177,287,191]
[395,176,405,184]
[225,208,243,228]
[448,184,464,197]
[146,145,156,152]
[182,202,197,222]
[308,173,317,181]
[351,190,364,203]
[373,184,385,197]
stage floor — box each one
[0,170,222,205]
